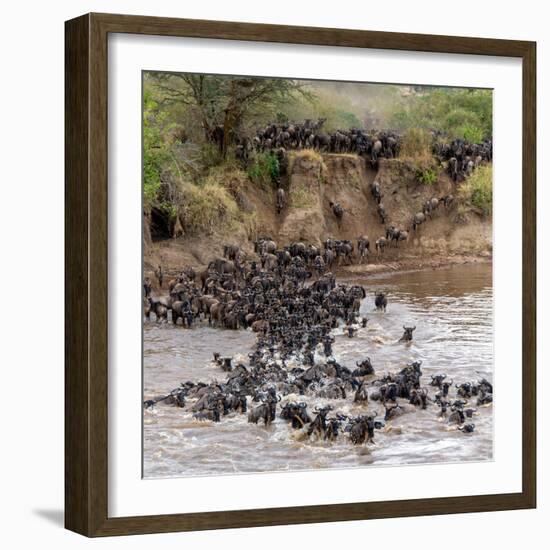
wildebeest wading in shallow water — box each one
[375,292,388,312]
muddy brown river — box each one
[143,262,493,478]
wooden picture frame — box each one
[65,12,536,537]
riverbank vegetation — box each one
[458,164,493,216]
[143,73,493,240]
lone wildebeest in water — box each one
[458,423,476,433]
[374,292,387,312]
[399,325,416,342]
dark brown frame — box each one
[65,12,537,537]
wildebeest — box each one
[353,357,375,376]
[399,325,416,342]
[458,423,475,433]
[377,203,387,224]
[348,413,380,444]
[357,236,370,263]
[280,402,311,429]
[370,180,382,203]
[375,237,388,254]
[329,201,344,222]
[374,292,388,312]
[412,212,426,231]
[146,297,168,322]
[430,374,447,388]
[354,381,370,403]
[248,402,273,426]
[384,403,404,421]
[307,405,333,439]
[276,187,286,214]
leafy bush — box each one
[389,88,492,141]
[460,124,485,144]
[143,91,171,210]
[417,167,438,185]
[247,152,280,187]
[459,164,492,216]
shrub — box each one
[459,124,485,144]
[143,92,171,210]
[459,164,492,216]
[417,166,438,185]
[388,88,492,141]
[247,152,280,187]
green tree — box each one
[148,73,311,156]
[389,88,492,141]
[143,90,171,210]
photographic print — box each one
[142,72,494,479]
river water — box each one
[143,262,493,478]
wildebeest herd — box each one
[238,119,400,165]
[237,119,491,264]
[143,239,493,449]
[234,118,492,183]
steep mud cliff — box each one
[144,151,491,275]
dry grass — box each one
[287,148,324,175]
[176,162,262,237]
[204,164,248,193]
[289,183,315,208]
[179,181,240,235]
[400,128,434,162]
